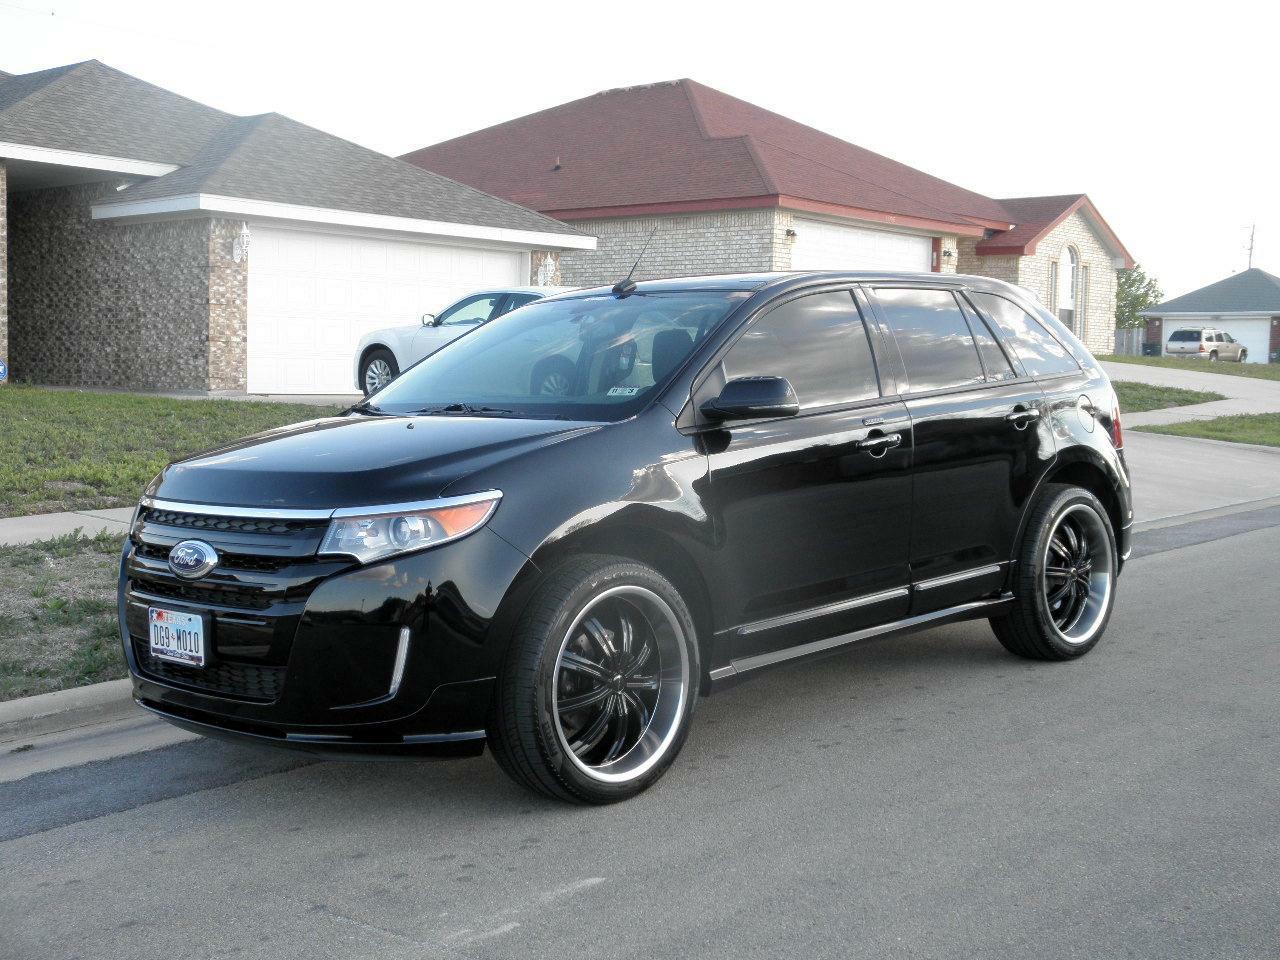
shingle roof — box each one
[1,61,583,238]
[401,79,1014,231]
[973,194,1134,268]
[1141,268,1280,315]
[94,112,584,236]
[0,60,230,164]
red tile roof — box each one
[975,194,1134,268]
[402,79,1013,236]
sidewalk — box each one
[0,506,134,546]
[1101,359,1280,427]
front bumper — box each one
[120,506,531,756]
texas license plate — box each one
[148,608,206,667]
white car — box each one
[354,286,575,395]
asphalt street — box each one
[2,511,1278,960]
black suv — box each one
[120,272,1132,803]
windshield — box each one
[368,291,749,420]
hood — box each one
[149,413,595,510]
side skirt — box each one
[707,594,1014,693]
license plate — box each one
[148,607,206,667]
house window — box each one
[1048,261,1059,311]
[1056,246,1080,332]
[1079,264,1090,330]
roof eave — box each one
[976,196,1134,268]
[90,193,596,250]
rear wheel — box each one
[360,348,398,396]
[1209,350,1219,362]
[488,555,699,803]
[990,483,1117,660]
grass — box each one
[1112,381,1224,413]
[1135,413,1280,449]
[1099,353,1280,382]
[0,530,127,702]
[0,385,344,518]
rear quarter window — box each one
[970,292,1081,378]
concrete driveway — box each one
[1102,359,1280,426]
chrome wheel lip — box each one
[551,584,689,784]
[364,358,394,393]
[1041,502,1114,645]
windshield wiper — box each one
[411,402,519,417]
[346,401,391,416]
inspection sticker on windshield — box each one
[607,386,642,397]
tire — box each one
[990,483,1117,661]
[487,554,699,804]
[530,357,575,397]
[1209,350,1219,362]
[360,348,398,396]
[1239,349,1248,363]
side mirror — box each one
[422,313,437,327]
[700,376,799,423]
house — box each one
[1140,268,1280,364]
[0,61,594,394]
[403,79,1133,356]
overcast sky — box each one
[2,0,1274,299]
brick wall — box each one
[7,182,245,390]
[560,209,782,286]
[0,161,8,373]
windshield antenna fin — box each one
[612,224,659,298]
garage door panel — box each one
[1218,320,1270,364]
[248,226,524,393]
[791,218,932,272]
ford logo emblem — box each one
[167,540,219,580]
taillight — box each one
[1199,343,1206,352]
[1111,400,1124,449]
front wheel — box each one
[990,483,1117,660]
[360,348,398,396]
[488,555,699,803]
[1239,349,1248,363]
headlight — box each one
[318,491,502,564]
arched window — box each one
[1049,246,1080,331]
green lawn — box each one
[0,531,127,702]
[0,386,343,518]
[1100,353,1280,382]
[1112,381,1224,414]
[1135,413,1280,449]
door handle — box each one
[1005,408,1041,427]
[856,432,903,454]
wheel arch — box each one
[1016,451,1126,567]
[495,520,717,692]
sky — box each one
[1,0,1275,300]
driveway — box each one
[1102,359,1280,426]
[1123,431,1280,522]
[3,507,1279,960]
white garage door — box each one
[790,218,933,272]
[1218,318,1271,364]
[247,226,525,393]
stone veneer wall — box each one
[559,209,783,285]
[957,210,1119,355]
[7,181,247,390]
[0,161,8,370]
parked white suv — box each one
[1165,327,1248,362]
[354,286,575,395]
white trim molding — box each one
[0,141,178,178]
[1139,310,1280,319]
[90,192,597,251]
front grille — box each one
[141,507,328,537]
[133,640,286,702]
[135,541,293,574]
[134,577,276,611]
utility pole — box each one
[1247,223,1255,269]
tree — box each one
[1115,264,1163,328]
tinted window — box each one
[971,292,1081,377]
[496,293,540,317]
[723,291,879,409]
[1169,330,1200,342]
[959,298,1017,381]
[874,288,985,392]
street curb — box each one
[0,678,136,745]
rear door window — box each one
[970,292,1081,377]
[873,287,985,392]
[723,290,880,409]
[1170,330,1199,342]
